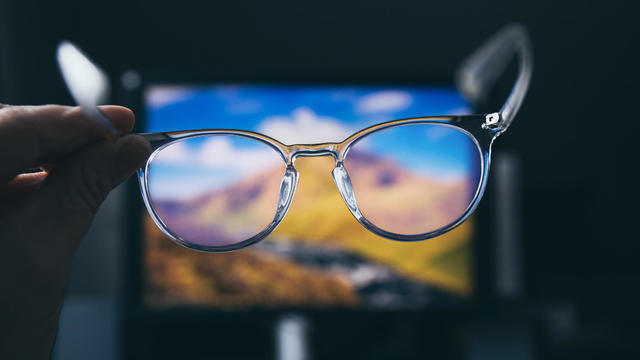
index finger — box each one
[0,104,135,184]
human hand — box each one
[0,104,150,359]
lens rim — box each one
[335,118,494,242]
[139,132,297,253]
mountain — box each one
[153,164,285,246]
[343,150,473,235]
[152,150,474,295]
[144,218,360,309]
[272,154,473,295]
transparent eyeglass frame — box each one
[57,24,533,252]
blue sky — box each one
[145,84,469,133]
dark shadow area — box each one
[1,0,638,358]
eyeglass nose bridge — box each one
[279,142,365,230]
[286,142,343,164]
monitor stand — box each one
[276,314,309,360]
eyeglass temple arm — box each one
[455,23,533,131]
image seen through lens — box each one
[147,135,286,247]
[344,123,482,235]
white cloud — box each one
[355,90,413,114]
[153,136,282,176]
[146,86,194,108]
[258,107,352,144]
[199,137,281,174]
[154,140,190,162]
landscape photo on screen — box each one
[143,84,475,309]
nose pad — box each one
[332,163,364,220]
[273,166,299,224]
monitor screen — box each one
[141,84,474,310]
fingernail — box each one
[98,105,135,135]
[115,135,151,174]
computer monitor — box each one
[122,80,500,359]
[141,83,474,309]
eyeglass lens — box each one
[146,135,286,247]
[344,123,482,235]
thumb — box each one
[22,134,151,251]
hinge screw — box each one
[483,113,501,129]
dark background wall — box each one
[1,0,639,357]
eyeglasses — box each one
[57,24,532,252]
